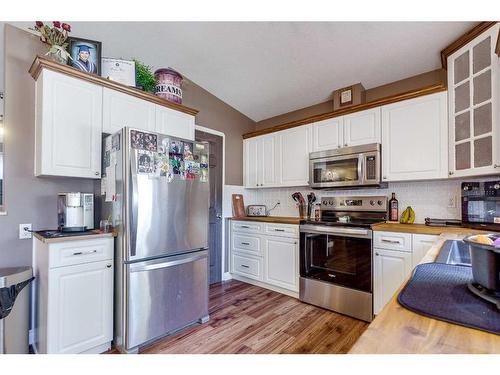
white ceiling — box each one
[11,22,475,121]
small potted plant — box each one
[134,59,157,93]
[31,21,72,64]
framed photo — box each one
[67,37,102,75]
[339,86,353,106]
[101,58,136,87]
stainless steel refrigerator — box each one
[101,127,210,353]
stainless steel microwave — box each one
[308,143,381,189]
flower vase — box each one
[46,45,69,65]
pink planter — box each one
[155,68,183,104]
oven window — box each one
[465,199,500,223]
[301,233,372,292]
[313,158,359,183]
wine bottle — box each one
[389,192,399,222]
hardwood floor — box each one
[137,280,368,354]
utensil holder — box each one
[298,204,307,219]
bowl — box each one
[463,234,500,291]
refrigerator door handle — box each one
[129,152,139,258]
[129,251,208,273]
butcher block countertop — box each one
[349,232,500,354]
[372,222,494,235]
[230,216,302,225]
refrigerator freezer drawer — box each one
[125,250,209,350]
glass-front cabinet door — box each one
[447,24,500,177]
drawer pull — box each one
[241,242,250,245]
[381,239,401,244]
[240,264,250,269]
[240,225,250,229]
[106,264,112,268]
[72,250,97,256]
[274,229,285,232]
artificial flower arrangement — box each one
[30,21,72,63]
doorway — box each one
[195,128,223,284]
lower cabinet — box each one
[373,248,412,315]
[230,221,299,295]
[33,237,114,354]
[263,236,299,292]
[412,234,439,266]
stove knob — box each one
[370,200,375,206]
[494,184,500,190]
[377,200,383,206]
[330,200,335,206]
[463,186,470,191]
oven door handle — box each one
[300,224,371,238]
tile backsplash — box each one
[226,177,499,223]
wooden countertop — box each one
[349,233,500,354]
[372,222,495,235]
[33,230,115,244]
[230,216,301,225]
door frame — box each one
[194,125,231,282]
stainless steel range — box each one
[299,195,388,322]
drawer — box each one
[373,231,412,252]
[232,233,262,256]
[48,238,114,268]
[232,254,263,281]
[264,223,299,238]
[231,220,263,234]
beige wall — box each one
[181,81,256,185]
[255,69,447,131]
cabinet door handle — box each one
[240,264,250,269]
[95,172,100,176]
[274,229,285,232]
[449,171,454,175]
[375,252,380,256]
[381,239,401,244]
[240,225,250,229]
[241,242,250,245]
[106,264,112,268]
[494,164,498,168]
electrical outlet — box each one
[447,196,456,208]
[19,223,32,239]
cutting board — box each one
[232,194,246,218]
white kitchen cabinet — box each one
[311,117,343,151]
[155,105,195,140]
[447,24,500,178]
[243,134,280,188]
[102,88,155,134]
[230,220,299,295]
[279,126,312,186]
[343,107,381,147]
[381,92,448,181]
[35,70,102,179]
[373,248,412,315]
[264,236,299,292]
[33,237,114,354]
[412,234,438,267]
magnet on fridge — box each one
[156,153,170,177]
[144,132,157,152]
[167,171,174,183]
[131,130,145,150]
[137,150,154,174]
[170,140,182,155]
[112,133,121,151]
[158,137,170,155]
[200,168,208,183]
[183,142,194,161]
[170,154,182,174]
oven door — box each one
[300,225,372,293]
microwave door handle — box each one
[358,154,364,185]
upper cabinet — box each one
[311,117,343,151]
[447,24,500,177]
[279,126,311,187]
[155,105,195,140]
[31,57,198,179]
[343,107,381,147]
[311,108,381,152]
[243,134,280,188]
[102,88,155,134]
[35,70,103,179]
[381,92,448,182]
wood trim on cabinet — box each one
[440,21,498,69]
[29,55,199,116]
[242,83,447,139]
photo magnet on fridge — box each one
[185,160,198,180]
[170,154,183,174]
[200,168,208,183]
[200,154,209,169]
[158,137,170,155]
[112,133,121,151]
[137,150,154,174]
[183,142,194,161]
[170,140,182,155]
[155,153,170,177]
[144,132,158,152]
[131,130,145,150]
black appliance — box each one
[299,195,387,322]
[461,180,500,231]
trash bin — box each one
[0,267,34,354]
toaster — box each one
[247,205,267,217]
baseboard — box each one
[222,272,232,281]
[231,274,299,299]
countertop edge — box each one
[33,231,115,244]
[229,216,302,225]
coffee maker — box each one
[57,192,94,232]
